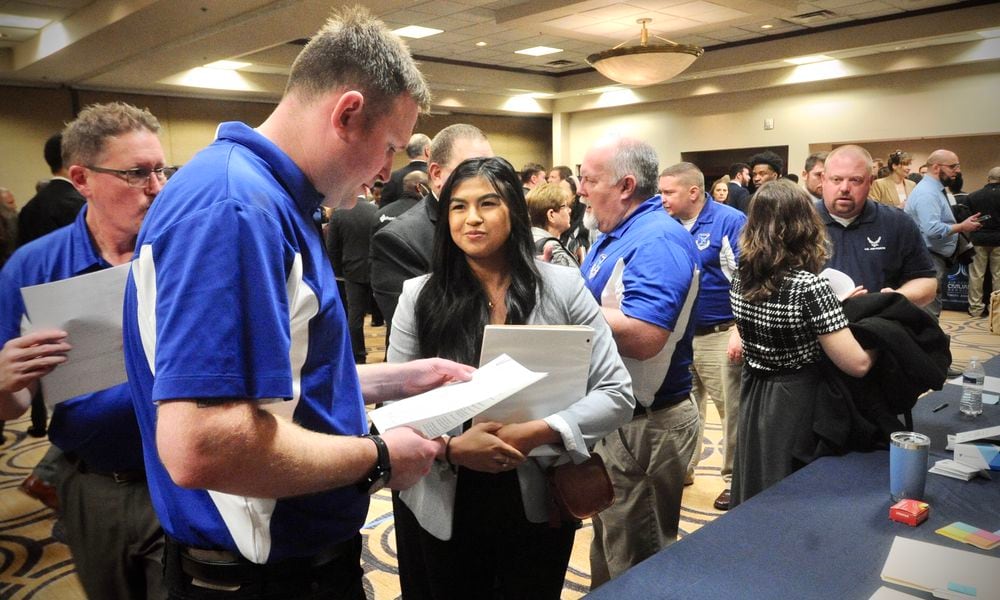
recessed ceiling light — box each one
[515,46,563,57]
[476,41,487,47]
[204,60,252,70]
[0,13,52,29]
[760,24,773,30]
[979,27,1000,39]
[393,25,443,39]
[784,54,833,65]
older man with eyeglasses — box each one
[0,102,171,599]
[904,149,982,320]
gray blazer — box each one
[387,260,634,540]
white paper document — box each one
[820,267,856,301]
[945,374,1000,394]
[880,536,1000,600]
[20,263,131,407]
[367,354,546,439]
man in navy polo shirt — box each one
[579,136,700,587]
[818,145,937,307]
[0,102,168,599]
[660,161,746,512]
[121,9,473,598]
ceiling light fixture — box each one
[204,60,251,70]
[476,41,487,47]
[393,25,443,39]
[515,46,563,57]
[586,18,703,86]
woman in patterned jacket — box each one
[727,180,876,506]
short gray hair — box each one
[610,138,659,200]
[659,162,704,192]
[285,6,431,115]
[429,124,488,168]
[61,102,160,166]
[405,133,431,159]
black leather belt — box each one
[693,320,735,336]
[633,393,688,418]
[65,452,145,484]
[174,535,359,585]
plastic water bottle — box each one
[960,357,984,417]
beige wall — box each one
[0,85,552,206]
[560,61,1000,186]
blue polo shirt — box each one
[904,176,957,257]
[0,206,141,472]
[816,199,935,293]
[581,195,700,405]
[685,199,745,327]
[122,122,367,564]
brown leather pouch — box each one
[546,454,614,525]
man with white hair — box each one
[578,136,701,587]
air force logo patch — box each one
[695,232,711,250]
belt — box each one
[65,452,145,484]
[693,320,735,336]
[633,393,687,418]
[174,535,359,585]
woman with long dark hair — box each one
[387,156,633,599]
[728,180,875,507]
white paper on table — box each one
[945,374,1000,394]
[880,536,999,600]
[20,263,131,407]
[820,268,856,301]
[952,424,1000,445]
[367,354,546,439]
[869,586,922,600]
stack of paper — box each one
[928,459,982,481]
[881,536,1000,600]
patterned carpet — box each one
[1,310,996,599]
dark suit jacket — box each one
[964,182,1000,247]
[371,194,420,236]
[727,181,750,214]
[380,161,428,207]
[326,200,378,283]
[369,193,437,327]
[17,178,85,247]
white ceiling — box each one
[0,0,997,115]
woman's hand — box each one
[496,420,560,456]
[448,422,525,473]
[726,327,743,363]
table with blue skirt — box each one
[584,357,1000,599]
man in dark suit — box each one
[379,133,430,207]
[327,190,378,363]
[370,124,493,330]
[372,170,428,235]
[726,162,750,213]
[17,133,86,246]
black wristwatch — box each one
[357,434,391,494]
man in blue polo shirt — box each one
[579,136,700,587]
[904,148,981,319]
[121,9,473,598]
[819,145,937,308]
[0,102,168,599]
[660,161,746,512]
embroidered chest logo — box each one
[695,232,711,251]
[588,253,609,279]
[865,236,886,251]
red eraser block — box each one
[889,499,930,527]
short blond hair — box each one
[526,183,568,228]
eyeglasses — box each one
[87,165,178,187]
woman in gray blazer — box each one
[387,156,633,599]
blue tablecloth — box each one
[585,358,1000,600]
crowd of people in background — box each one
[1,7,999,600]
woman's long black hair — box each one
[414,156,541,365]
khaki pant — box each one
[687,328,742,484]
[968,245,1000,315]
[589,398,699,588]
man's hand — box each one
[381,426,442,490]
[397,358,476,398]
[448,422,525,473]
[0,329,70,395]
[955,213,982,234]
[845,285,868,300]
